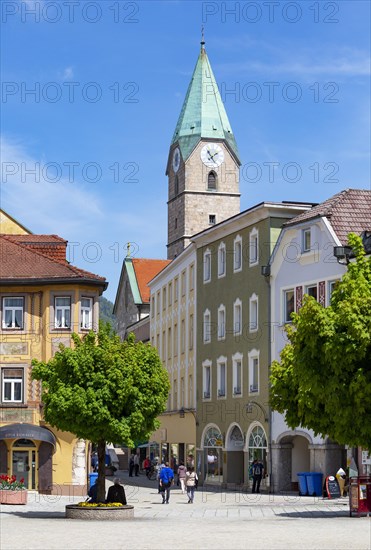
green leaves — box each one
[32,322,170,446]
[270,234,371,449]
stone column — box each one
[271,442,292,493]
[72,439,86,486]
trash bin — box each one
[89,472,98,488]
[297,472,309,496]
[306,472,323,496]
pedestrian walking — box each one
[129,453,135,477]
[185,466,198,503]
[143,456,151,476]
[251,459,264,494]
[177,460,187,494]
[157,459,165,493]
[134,452,140,476]
[159,461,174,504]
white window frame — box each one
[217,356,227,398]
[232,352,243,397]
[1,367,24,403]
[203,309,211,343]
[218,242,226,278]
[203,248,211,283]
[162,287,166,310]
[249,293,258,333]
[302,228,311,253]
[80,297,93,330]
[327,280,339,305]
[248,350,260,394]
[283,288,295,324]
[55,296,71,329]
[233,235,242,272]
[173,378,177,410]
[189,264,195,290]
[156,291,160,314]
[249,227,259,266]
[168,282,172,306]
[2,297,24,329]
[181,270,186,296]
[202,361,212,399]
[233,299,242,335]
[217,304,226,340]
[305,284,318,301]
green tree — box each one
[32,323,169,502]
[270,233,371,449]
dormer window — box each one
[208,171,217,190]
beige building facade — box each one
[149,244,197,464]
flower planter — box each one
[65,504,134,520]
[0,489,28,505]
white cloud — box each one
[0,136,103,236]
[216,48,371,78]
[62,67,74,80]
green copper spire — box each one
[171,40,240,163]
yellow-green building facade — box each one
[0,211,107,495]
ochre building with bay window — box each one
[0,210,107,495]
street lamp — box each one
[333,245,352,265]
[245,401,269,423]
[179,407,198,426]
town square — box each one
[1,0,370,548]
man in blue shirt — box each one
[159,461,174,504]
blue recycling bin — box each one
[89,472,98,488]
[297,472,309,495]
[306,472,323,496]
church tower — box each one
[166,38,241,259]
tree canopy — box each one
[270,233,371,450]
[32,323,170,501]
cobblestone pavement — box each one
[1,471,370,550]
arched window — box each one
[248,424,267,475]
[208,171,217,190]
[203,426,223,483]
[174,176,179,196]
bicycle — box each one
[146,465,157,481]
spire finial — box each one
[201,25,205,51]
[126,242,131,258]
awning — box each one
[0,423,57,448]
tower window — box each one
[209,214,216,225]
[207,171,217,190]
[174,176,179,196]
[175,218,177,229]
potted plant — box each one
[0,474,27,505]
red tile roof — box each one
[0,235,107,288]
[3,234,68,263]
[284,189,371,244]
[132,258,171,303]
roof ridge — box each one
[0,235,105,282]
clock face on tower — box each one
[200,143,225,168]
[172,147,181,173]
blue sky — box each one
[1,0,370,302]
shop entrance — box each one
[11,439,37,490]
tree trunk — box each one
[97,440,106,503]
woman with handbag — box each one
[185,466,198,504]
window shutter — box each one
[318,281,326,306]
[295,286,303,311]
